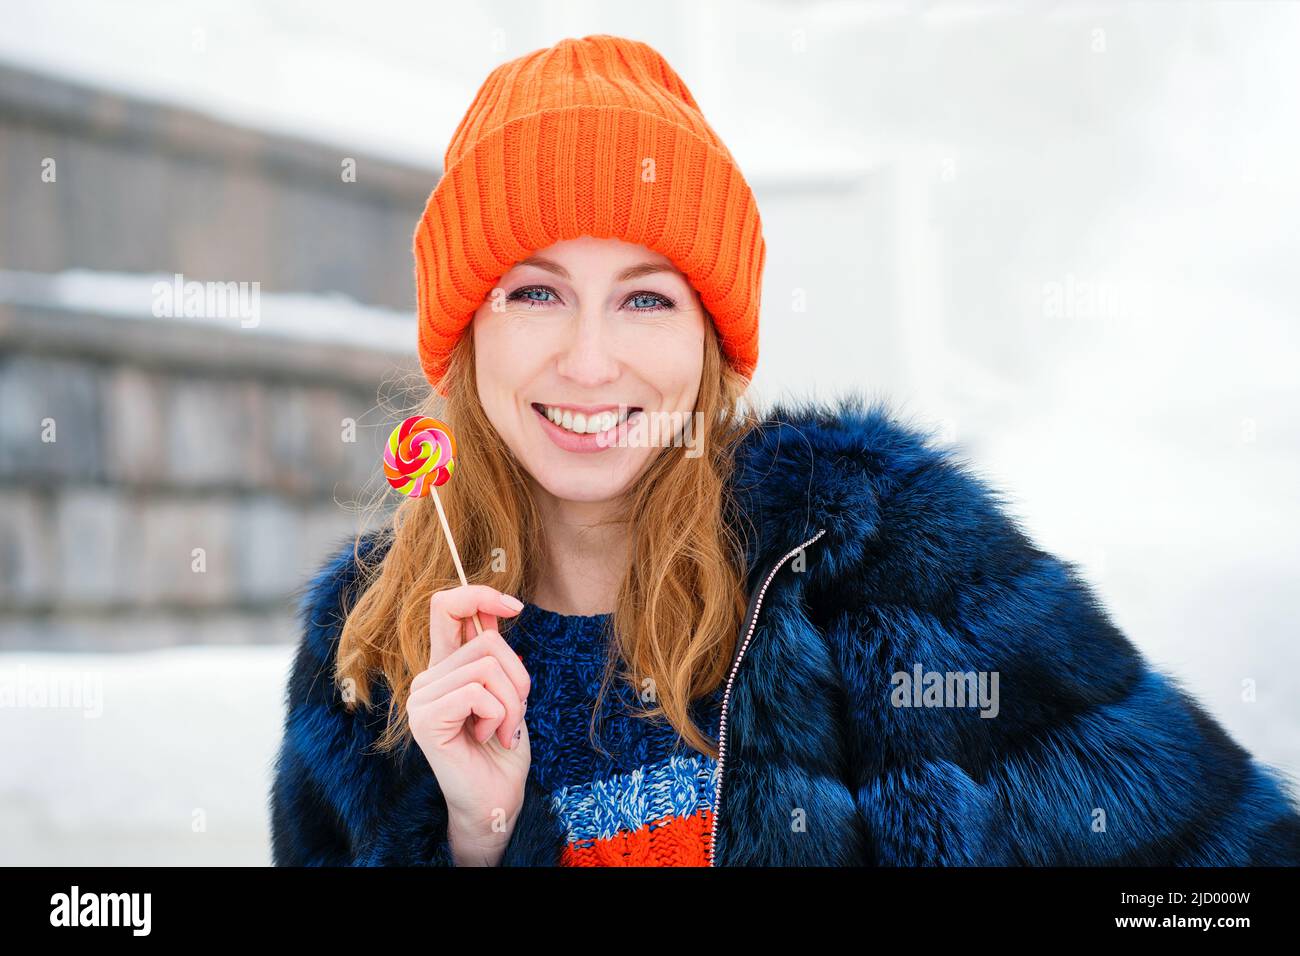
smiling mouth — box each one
[530,403,643,436]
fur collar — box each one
[730,393,952,580]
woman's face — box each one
[472,235,706,504]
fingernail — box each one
[511,726,522,748]
[500,594,524,611]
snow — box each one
[0,646,293,865]
[0,268,416,355]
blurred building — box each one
[0,61,433,651]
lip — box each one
[531,402,644,454]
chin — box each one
[531,468,639,505]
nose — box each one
[554,303,619,386]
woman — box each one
[270,34,1300,866]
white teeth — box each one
[541,405,633,435]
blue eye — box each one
[626,292,674,312]
[508,286,558,308]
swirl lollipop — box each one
[383,416,483,636]
[384,415,456,497]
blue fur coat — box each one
[270,396,1300,865]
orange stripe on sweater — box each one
[560,809,713,867]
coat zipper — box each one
[708,526,828,866]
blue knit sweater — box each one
[505,603,723,865]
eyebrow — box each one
[514,255,681,283]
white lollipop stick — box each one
[430,484,484,639]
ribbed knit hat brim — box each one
[413,35,764,394]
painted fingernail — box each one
[500,594,524,611]
[512,726,522,748]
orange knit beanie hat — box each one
[413,34,765,395]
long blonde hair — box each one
[336,317,762,758]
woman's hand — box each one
[406,585,531,865]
